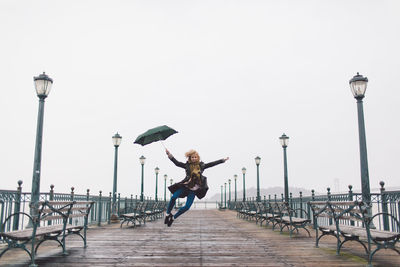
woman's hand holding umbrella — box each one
[166,149,173,159]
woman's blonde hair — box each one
[185,149,200,163]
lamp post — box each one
[154,167,160,202]
[228,179,231,208]
[349,72,371,206]
[255,156,261,202]
[30,72,53,218]
[164,174,167,201]
[111,132,122,221]
[139,156,146,201]
[242,167,247,201]
[234,174,237,202]
[279,133,289,203]
[224,182,227,208]
[220,185,223,207]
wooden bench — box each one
[120,201,166,228]
[309,200,400,266]
[270,201,311,237]
[240,202,257,221]
[0,200,94,267]
[144,201,166,222]
[254,202,279,227]
[120,201,146,228]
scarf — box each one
[187,162,201,188]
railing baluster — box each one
[12,180,23,230]
[98,191,102,226]
[379,181,389,231]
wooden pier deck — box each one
[1,209,399,266]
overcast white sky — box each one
[1,0,399,199]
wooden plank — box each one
[1,210,399,266]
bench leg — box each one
[367,247,380,267]
[338,238,369,256]
[1,244,32,260]
[35,237,63,254]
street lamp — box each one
[228,179,231,208]
[279,133,289,203]
[220,185,223,208]
[154,167,160,202]
[234,174,237,202]
[164,174,167,201]
[30,72,53,217]
[255,156,261,202]
[111,132,122,221]
[242,167,247,201]
[139,155,146,201]
[349,72,371,206]
[224,182,227,208]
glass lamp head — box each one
[112,132,122,147]
[34,72,53,98]
[279,133,289,147]
[349,72,368,99]
[139,155,146,165]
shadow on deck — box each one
[1,210,399,266]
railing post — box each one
[70,187,75,201]
[87,189,93,222]
[124,197,128,213]
[50,184,54,201]
[98,191,102,226]
[274,194,277,203]
[70,187,74,224]
[118,193,121,216]
[311,189,316,229]
[348,185,353,201]
[281,193,284,202]
[263,196,266,205]
[268,194,271,204]
[108,192,112,224]
[289,192,293,208]
[327,187,332,225]
[348,185,354,226]
[380,181,389,231]
[130,194,133,210]
[48,184,54,226]
[13,180,23,230]
[299,191,303,219]
[0,199,4,234]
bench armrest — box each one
[1,212,33,232]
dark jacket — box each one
[168,156,225,199]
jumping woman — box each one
[164,149,229,227]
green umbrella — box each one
[134,125,178,147]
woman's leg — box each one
[166,188,184,214]
[174,191,195,219]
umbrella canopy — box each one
[134,125,178,146]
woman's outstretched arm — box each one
[166,149,186,168]
[204,157,229,169]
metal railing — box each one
[226,181,400,232]
[0,182,166,240]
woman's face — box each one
[190,154,199,163]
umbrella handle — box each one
[161,141,167,150]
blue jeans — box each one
[167,187,196,219]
